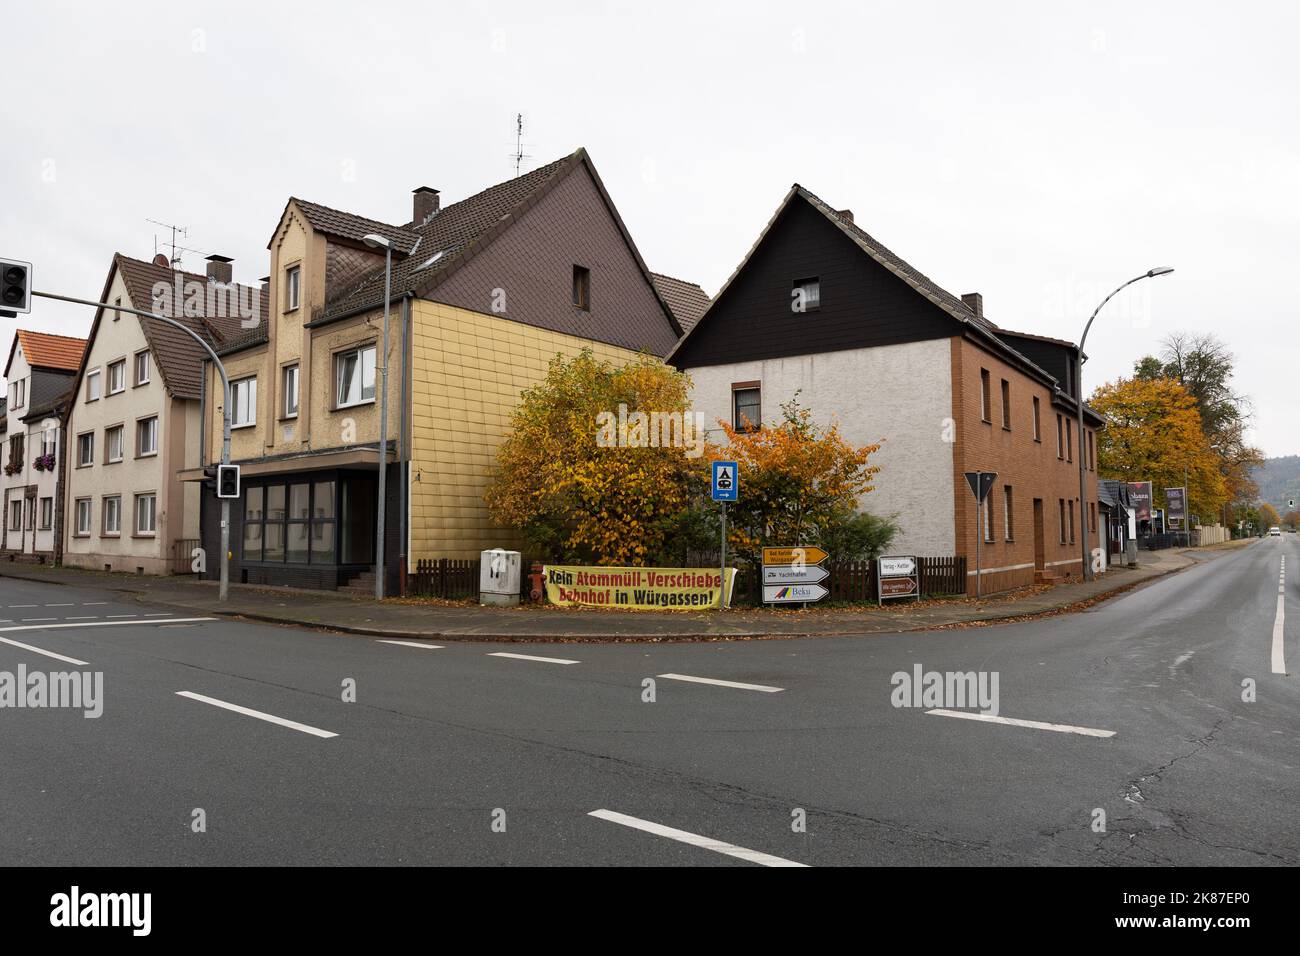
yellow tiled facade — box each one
[410,300,645,560]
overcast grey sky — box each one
[4,1,1296,456]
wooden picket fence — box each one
[407,558,481,600]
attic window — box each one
[572,265,590,311]
[792,277,820,313]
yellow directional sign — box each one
[762,546,829,567]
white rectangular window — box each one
[9,500,22,531]
[231,378,257,428]
[134,351,150,385]
[792,277,820,312]
[137,417,158,456]
[41,428,56,456]
[983,495,993,542]
[86,370,101,402]
[108,359,126,394]
[75,499,91,536]
[106,425,123,463]
[283,365,299,418]
[24,498,34,530]
[1003,486,1014,541]
[103,496,121,535]
[77,432,94,467]
[335,345,376,408]
[39,497,52,530]
[135,494,156,535]
[286,265,301,311]
[10,378,24,408]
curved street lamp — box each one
[1076,266,1174,581]
[362,234,393,600]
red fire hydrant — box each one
[528,561,545,603]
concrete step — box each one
[1034,569,1065,585]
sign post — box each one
[711,461,738,609]
[963,471,998,598]
[762,547,830,604]
[877,554,920,601]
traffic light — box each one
[216,464,240,499]
[201,465,217,491]
[0,258,32,315]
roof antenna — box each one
[146,218,191,271]
[512,113,532,177]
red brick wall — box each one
[949,336,1099,595]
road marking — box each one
[107,614,135,618]
[1272,558,1287,674]
[175,691,338,738]
[0,617,215,635]
[658,673,785,693]
[926,709,1116,738]
[21,617,57,622]
[487,651,580,665]
[83,602,108,606]
[0,636,90,666]
[589,809,808,867]
[377,639,445,650]
[45,603,74,607]
[9,605,36,608]
[65,616,97,620]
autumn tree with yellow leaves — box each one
[484,350,710,566]
[719,397,885,567]
[1090,376,1228,520]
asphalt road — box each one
[1,536,1295,867]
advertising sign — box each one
[762,563,829,585]
[763,584,829,604]
[1165,487,1187,529]
[543,566,735,610]
[1128,481,1153,523]
[762,546,829,567]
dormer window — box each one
[286,265,301,312]
[792,277,820,313]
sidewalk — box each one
[0,545,1242,642]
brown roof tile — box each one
[288,199,420,255]
[650,272,711,332]
[111,255,268,401]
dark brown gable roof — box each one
[651,272,711,332]
[314,148,683,342]
[284,199,419,255]
[667,185,1070,398]
[100,255,268,401]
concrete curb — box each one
[1,552,1204,643]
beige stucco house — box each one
[62,254,264,574]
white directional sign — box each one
[878,555,916,577]
[763,583,829,604]
[763,564,830,586]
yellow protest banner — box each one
[543,565,736,610]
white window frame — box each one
[1003,486,1013,541]
[103,496,121,535]
[9,499,21,531]
[86,369,101,402]
[39,497,53,530]
[10,378,25,409]
[107,358,126,395]
[283,364,299,418]
[137,416,159,457]
[231,378,257,428]
[75,499,92,536]
[134,350,150,386]
[135,494,157,536]
[334,344,376,409]
[106,425,124,463]
[77,432,94,467]
[286,265,301,311]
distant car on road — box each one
[1269,526,1282,536]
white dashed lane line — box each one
[376,640,445,650]
[926,709,1115,738]
[175,691,338,739]
[487,652,581,665]
[657,673,785,693]
[589,809,808,867]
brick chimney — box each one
[206,254,234,284]
[961,292,983,318]
[413,186,440,224]
[836,209,854,224]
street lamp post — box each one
[362,235,393,600]
[33,289,235,600]
[1075,267,1174,582]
